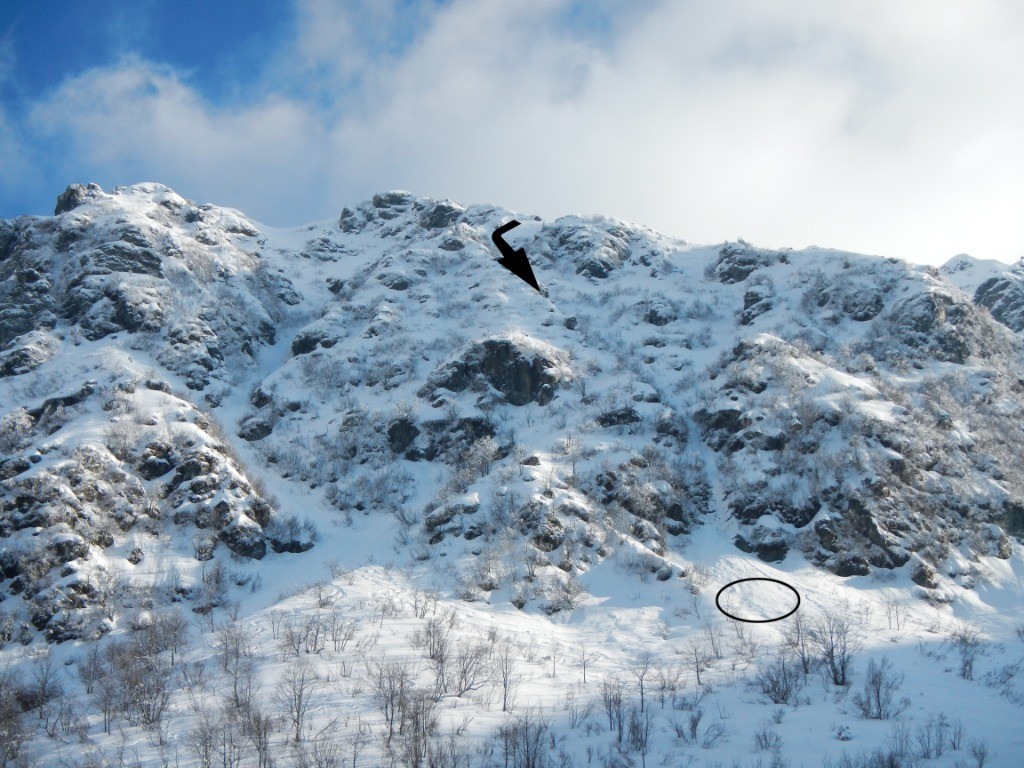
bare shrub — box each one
[949,624,984,681]
[753,721,782,752]
[103,638,173,727]
[553,571,586,611]
[279,617,304,658]
[813,610,861,686]
[882,597,907,631]
[685,639,713,687]
[969,739,990,768]
[654,662,683,709]
[187,701,267,768]
[489,709,555,768]
[77,644,104,695]
[915,712,951,759]
[345,717,373,768]
[886,720,912,761]
[328,611,356,653]
[368,657,412,747]
[398,688,438,768]
[703,620,725,659]
[185,705,219,768]
[627,704,655,768]
[451,641,491,698]
[29,650,64,716]
[670,707,704,746]
[240,703,278,768]
[565,693,594,729]
[91,564,126,621]
[852,657,908,720]
[216,621,258,708]
[0,665,26,767]
[301,724,344,768]
[303,614,327,655]
[631,650,654,712]
[781,611,819,676]
[495,639,519,712]
[413,617,451,662]
[822,748,903,768]
[749,653,803,705]
[600,676,626,742]
[148,609,190,665]
[700,720,729,749]
[274,658,321,743]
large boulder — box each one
[387,418,420,453]
[878,291,990,364]
[54,183,103,215]
[219,517,267,559]
[709,242,785,284]
[973,273,1024,333]
[371,191,414,220]
[0,266,58,347]
[422,338,563,406]
[139,440,176,479]
[596,407,640,428]
[420,201,464,229]
[89,241,164,277]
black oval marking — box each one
[714,577,801,623]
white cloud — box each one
[29,60,330,220]
[0,35,32,206]
[20,0,1024,264]
[0,107,25,195]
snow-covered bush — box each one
[0,408,33,453]
[265,514,319,554]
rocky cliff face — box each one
[1,182,1023,642]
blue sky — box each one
[2,0,1022,265]
[2,2,284,101]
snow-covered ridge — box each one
[3,180,1023,608]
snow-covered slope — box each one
[1,183,1023,767]
[943,253,1024,334]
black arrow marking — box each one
[491,219,541,293]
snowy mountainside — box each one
[2,180,1024,631]
[0,183,1023,766]
[942,253,1024,333]
[240,190,1024,588]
